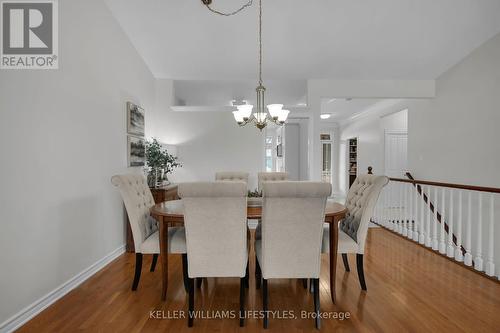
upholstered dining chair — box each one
[257,172,288,192]
[255,181,331,329]
[215,171,249,184]
[254,172,289,241]
[111,174,187,291]
[179,182,249,327]
[322,174,389,291]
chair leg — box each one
[309,278,314,293]
[240,277,245,327]
[255,260,262,289]
[182,254,189,293]
[262,279,268,329]
[356,254,367,291]
[245,262,249,288]
[302,278,308,289]
[196,278,203,289]
[131,253,143,291]
[342,253,350,272]
[313,278,321,329]
[188,278,194,327]
[150,254,158,272]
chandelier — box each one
[202,0,289,130]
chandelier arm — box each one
[203,0,253,16]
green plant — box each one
[145,138,181,181]
[247,189,262,198]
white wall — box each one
[407,32,500,275]
[0,0,156,327]
[307,80,435,183]
[153,80,264,190]
[408,32,500,187]
[285,119,309,181]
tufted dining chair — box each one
[179,182,249,327]
[322,174,389,291]
[257,172,288,192]
[254,172,289,241]
[215,171,249,185]
[111,174,187,291]
[255,181,331,329]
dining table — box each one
[150,198,347,303]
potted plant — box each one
[145,138,181,187]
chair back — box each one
[258,172,288,192]
[215,172,249,184]
[179,182,248,278]
[111,174,156,252]
[341,175,389,252]
[260,181,331,279]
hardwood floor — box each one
[18,229,500,332]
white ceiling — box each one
[105,0,500,80]
[173,80,306,106]
[320,98,405,123]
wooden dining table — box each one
[150,199,347,303]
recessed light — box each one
[320,114,331,119]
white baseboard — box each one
[0,245,126,333]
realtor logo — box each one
[1,0,58,69]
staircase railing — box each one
[369,167,500,281]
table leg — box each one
[159,216,169,301]
[329,217,339,303]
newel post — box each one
[367,166,373,174]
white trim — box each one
[0,245,126,333]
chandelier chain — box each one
[258,0,262,86]
[203,0,253,16]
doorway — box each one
[384,130,408,178]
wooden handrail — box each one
[404,172,467,257]
[389,174,500,194]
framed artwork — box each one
[127,135,146,167]
[127,102,145,137]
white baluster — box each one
[401,183,408,237]
[389,183,393,230]
[400,183,404,233]
[425,186,432,247]
[464,191,473,266]
[447,188,455,257]
[418,184,424,244]
[485,194,495,276]
[408,184,412,238]
[411,184,422,242]
[418,186,431,246]
[474,193,484,271]
[382,185,390,228]
[439,187,446,254]
[409,183,414,240]
[455,190,464,262]
[432,186,439,250]
[407,184,412,238]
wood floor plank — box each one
[17,229,500,332]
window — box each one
[265,136,273,172]
[321,134,333,184]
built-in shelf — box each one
[348,138,358,188]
